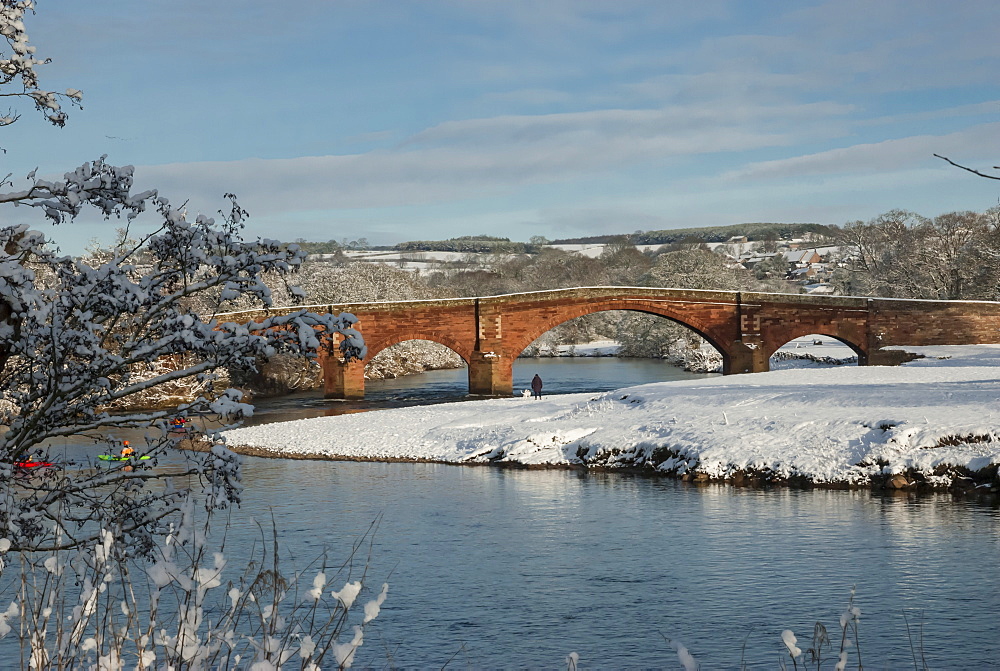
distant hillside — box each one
[292,223,838,257]
[551,222,837,245]
[291,240,394,254]
[395,235,533,253]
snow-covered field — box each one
[224,344,1000,491]
[535,339,620,356]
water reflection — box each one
[4,450,997,667]
[225,460,1000,668]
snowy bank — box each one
[223,345,1000,491]
[522,339,620,357]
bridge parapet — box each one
[477,286,741,306]
[741,292,868,309]
[869,297,1000,348]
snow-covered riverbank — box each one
[223,344,1000,492]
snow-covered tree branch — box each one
[0,171,366,555]
[0,5,365,559]
[0,0,82,130]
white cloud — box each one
[133,98,858,219]
[722,122,1000,182]
[15,0,1000,254]
[859,101,1000,127]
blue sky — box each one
[4,0,1000,253]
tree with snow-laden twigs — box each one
[0,183,366,554]
[0,4,372,558]
[0,0,82,129]
[0,3,388,667]
[836,208,1000,300]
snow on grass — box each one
[223,345,1000,489]
[535,339,620,357]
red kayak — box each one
[16,461,54,468]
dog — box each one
[521,389,531,399]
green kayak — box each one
[98,455,151,461]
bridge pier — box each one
[321,355,365,400]
[726,340,771,374]
[866,348,918,366]
[468,350,512,396]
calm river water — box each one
[13,358,1000,668]
[228,358,1000,668]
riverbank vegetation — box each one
[0,502,388,668]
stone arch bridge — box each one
[228,287,1000,399]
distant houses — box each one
[784,249,823,265]
[709,238,842,294]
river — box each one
[244,356,710,424]
[231,461,1000,668]
[230,357,1000,668]
[9,357,1000,667]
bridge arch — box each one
[505,299,732,371]
[762,326,867,366]
[322,331,474,400]
[364,333,473,367]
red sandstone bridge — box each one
[229,287,1000,399]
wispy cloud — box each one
[722,122,1000,181]
[134,96,859,218]
[12,0,1000,254]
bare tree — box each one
[837,209,1000,300]
[911,210,999,299]
[599,236,653,285]
[640,248,754,291]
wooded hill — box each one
[292,223,838,255]
[551,222,836,245]
[395,235,535,253]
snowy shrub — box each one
[778,589,863,671]
[0,502,388,669]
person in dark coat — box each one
[531,373,543,399]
